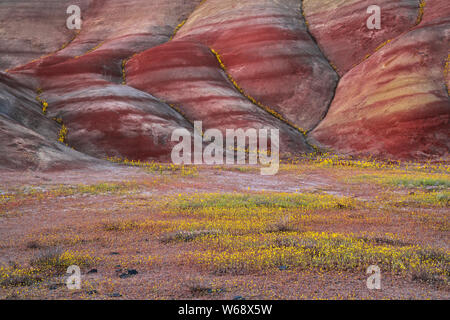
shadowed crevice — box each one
[300,0,340,134]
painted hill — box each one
[0,0,448,169]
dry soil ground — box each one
[0,156,449,299]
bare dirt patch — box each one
[0,160,449,299]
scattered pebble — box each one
[119,269,138,279]
[127,269,138,275]
[109,292,122,298]
[48,283,64,290]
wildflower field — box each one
[0,155,448,299]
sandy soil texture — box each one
[0,157,449,299]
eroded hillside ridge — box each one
[0,0,448,169]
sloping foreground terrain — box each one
[0,0,448,170]
[0,159,449,299]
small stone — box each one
[109,292,122,297]
[233,295,245,300]
[119,269,138,278]
[87,268,98,274]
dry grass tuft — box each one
[160,229,220,243]
[184,278,213,296]
[30,247,95,273]
[266,215,297,233]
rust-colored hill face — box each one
[172,0,339,131]
[310,0,450,159]
[0,0,448,169]
[303,0,422,76]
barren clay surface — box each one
[0,158,448,300]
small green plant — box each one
[349,174,450,188]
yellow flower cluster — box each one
[184,231,449,280]
[168,192,360,212]
[329,62,339,73]
[121,59,127,85]
[375,39,392,52]
[102,218,175,234]
[35,89,49,114]
[31,250,96,273]
[106,156,198,176]
[170,19,187,40]
[302,154,450,173]
[0,194,15,205]
[0,265,41,288]
[167,102,189,121]
[1,250,97,288]
[391,190,449,208]
[445,54,450,77]
[169,0,210,40]
[61,30,80,50]
[360,39,392,63]
[58,124,68,144]
[52,117,63,124]
[315,156,391,169]
[416,0,426,25]
[35,87,72,146]
[0,183,140,214]
[75,41,104,59]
